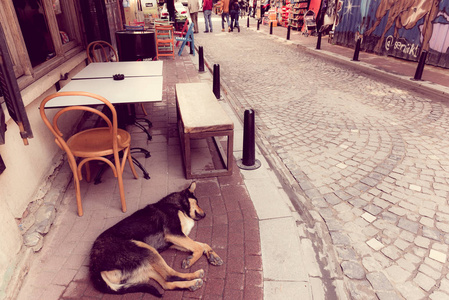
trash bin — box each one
[115,30,156,61]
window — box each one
[0,0,83,85]
[13,0,56,67]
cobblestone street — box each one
[195,16,449,299]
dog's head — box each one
[183,182,206,221]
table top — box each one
[72,61,163,80]
[45,76,163,108]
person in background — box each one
[229,0,240,32]
[248,0,254,17]
[188,0,200,33]
[167,0,175,22]
[203,0,213,32]
[221,0,230,32]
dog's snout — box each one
[195,210,206,219]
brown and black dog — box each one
[89,182,223,297]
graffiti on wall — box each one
[333,0,449,68]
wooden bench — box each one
[176,82,234,179]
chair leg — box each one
[74,176,84,217]
[127,150,139,179]
[114,153,127,213]
[141,103,148,116]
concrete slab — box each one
[264,280,310,300]
[260,217,308,282]
[245,178,292,220]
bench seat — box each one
[176,82,234,179]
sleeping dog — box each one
[89,182,223,297]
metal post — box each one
[213,64,220,99]
[198,46,204,72]
[257,19,260,30]
[352,38,361,61]
[247,16,249,27]
[287,25,291,40]
[316,31,322,49]
[237,109,261,170]
[270,21,273,34]
[413,51,428,81]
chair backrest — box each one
[87,41,118,63]
[40,92,120,165]
[155,24,174,41]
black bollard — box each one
[413,51,428,81]
[287,25,291,40]
[198,46,204,72]
[316,31,322,49]
[237,109,261,170]
[270,21,273,34]
[352,38,361,61]
[213,64,220,99]
[257,19,260,30]
[247,16,249,27]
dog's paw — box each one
[208,253,224,266]
[195,269,205,279]
[182,256,193,269]
[189,279,204,291]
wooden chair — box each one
[86,41,118,63]
[174,20,189,47]
[40,91,139,216]
[175,23,195,56]
[155,24,175,60]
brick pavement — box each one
[192,15,449,300]
[15,54,263,300]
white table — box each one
[45,76,163,108]
[72,61,163,80]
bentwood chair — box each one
[86,41,118,63]
[40,91,139,216]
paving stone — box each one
[366,272,394,291]
[429,291,449,300]
[418,264,442,281]
[364,204,383,215]
[414,272,437,292]
[381,245,401,260]
[376,291,402,300]
[398,218,419,234]
[422,226,441,241]
[393,239,410,251]
[362,256,383,273]
[330,232,351,246]
[336,246,358,261]
[429,249,447,263]
[341,261,366,279]
[385,265,412,284]
[366,238,384,251]
[389,206,407,216]
[414,236,431,248]
[396,281,427,300]
[396,258,417,273]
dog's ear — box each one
[188,181,196,193]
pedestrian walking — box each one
[221,0,230,32]
[229,0,240,32]
[203,0,213,32]
[188,0,200,33]
[167,0,176,22]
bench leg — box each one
[184,132,193,179]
